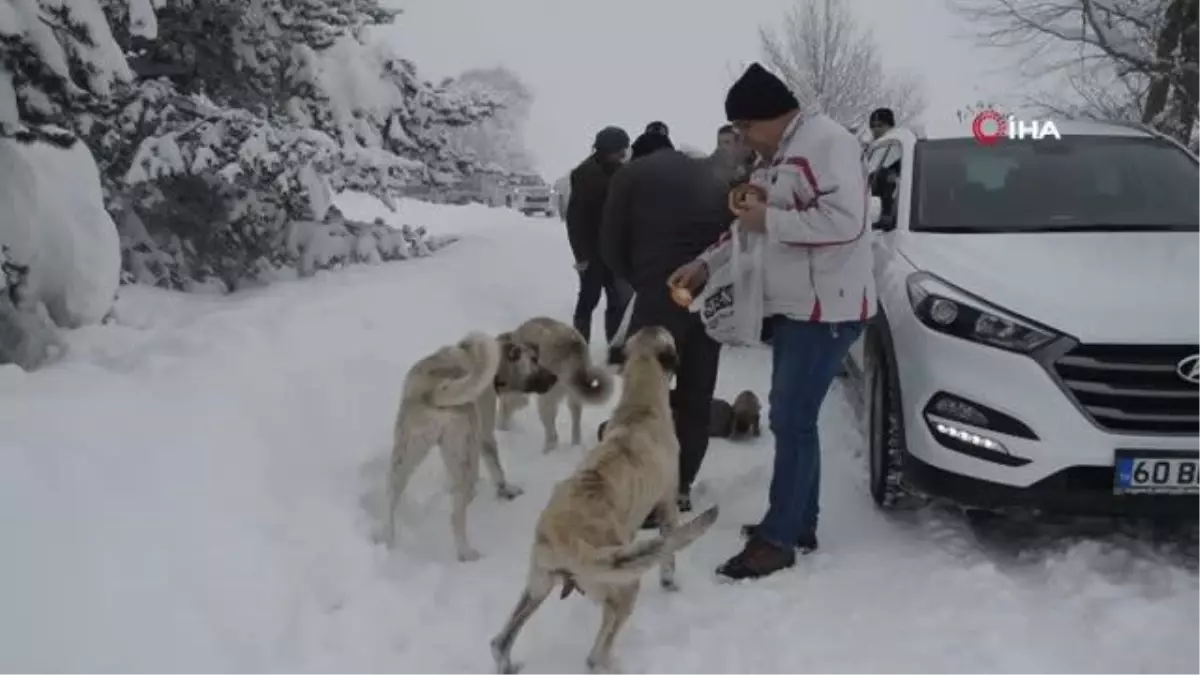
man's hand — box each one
[668,260,708,293]
[574,260,589,272]
[735,198,767,233]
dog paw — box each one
[541,441,558,454]
[457,548,482,562]
[497,483,524,500]
[660,577,680,592]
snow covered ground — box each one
[1,196,1197,673]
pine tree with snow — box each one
[83,0,500,290]
[1,0,128,369]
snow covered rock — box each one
[0,137,121,330]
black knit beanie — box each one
[631,131,675,159]
[725,63,799,122]
[594,126,631,154]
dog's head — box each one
[624,326,678,374]
[494,333,558,394]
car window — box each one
[913,136,1198,232]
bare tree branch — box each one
[759,0,928,131]
[948,0,1197,146]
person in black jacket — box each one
[566,126,631,344]
[600,130,732,517]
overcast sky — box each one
[387,0,1021,180]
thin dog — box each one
[490,326,720,674]
[386,331,556,561]
[496,316,614,452]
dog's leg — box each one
[491,568,555,674]
[497,393,527,431]
[567,391,584,448]
[656,495,682,592]
[441,410,483,562]
[585,583,639,674]
[537,388,563,453]
[478,390,523,500]
[385,420,439,549]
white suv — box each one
[848,120,1199,518]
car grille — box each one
[1053,343,1199,435]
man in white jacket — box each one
[669,62,876,581]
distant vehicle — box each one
[504,173,555,217]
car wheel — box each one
[867,339,910,509]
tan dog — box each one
[386,331,557,562]
[490,326,720,674]
[496,316,614,452]
[729,390,762,440]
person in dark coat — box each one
[600,130,732,518]
[566,126,631,344]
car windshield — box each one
[912,135,1199,233]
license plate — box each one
[1114,450,1200,495]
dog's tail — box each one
[568,506,719,584]
[563,339,615,405]
[430,331,501,407]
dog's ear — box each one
[656,345,679,373]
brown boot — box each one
[715,537,795,581]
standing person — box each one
[566,126,631,344]
[868,107,895,139]
[710,123,757,186]
[600,130,732,519]
[669,62,876,581]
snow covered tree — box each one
[443,66,536,175]
[950,0,1199,150]
[81,0,499,290]
[0,0,135,146]
[759,0,928,132]
[1,0,129,369]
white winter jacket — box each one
[698,111,876,323]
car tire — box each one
[867,335,911,509]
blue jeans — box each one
[757,317,864,549]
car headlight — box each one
[905,272,1058,353]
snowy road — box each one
[1,197,1196,672]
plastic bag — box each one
[690,222,765,346]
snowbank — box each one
[0,137,119,368]
[0,138,120,328]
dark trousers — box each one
[757,317,864,548]
[627,286,721,496]
[573,262,629,344]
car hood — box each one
[898,232,1200,343]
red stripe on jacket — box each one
[774,155,867,248]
